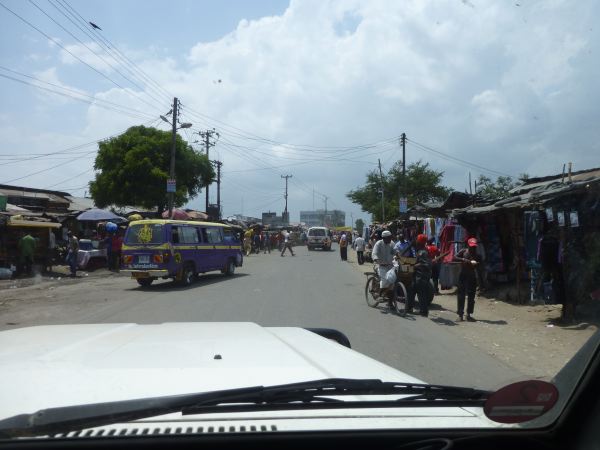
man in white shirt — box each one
[280,230,295,257]
[353,235,366,265]
[371,230,396,294]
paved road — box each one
[0,245,522,389]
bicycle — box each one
[364,262,408,314]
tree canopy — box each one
[475,175,525,200]
[347,160,450,222]
[89,126,214,213]
[355,218,365,233]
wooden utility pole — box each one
[167,97,178,218]
[213,160,223,219]
[198,129,219,212]
[281,174,292,224]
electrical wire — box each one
[1,150,96,184]
[0,118,158,168]
[0,0,165,114]
[407,138,514,178]
[0,66,158,120]
[44,166,94,189]
[54,0,174,103]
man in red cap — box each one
[404,233,433,317]
[453,237,482,321]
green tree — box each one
[475,175,524,200]
[347,160,450,222]
[89,126,214,213]
[355,218,365,233]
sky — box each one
[0,0,598,225]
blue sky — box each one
[1,0,599,223]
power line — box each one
[0,118,158,169]
[0,0,164,114]
[0,73,156,123]
[1,150,96,184]
[407,138,514,178]
[0,66,158,119]
[55,0,174,102]
[44,166,94,189]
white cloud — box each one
[59,41,115,74]
[3,0,599,221]
[32,67,88,105]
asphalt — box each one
[0,244,523,389]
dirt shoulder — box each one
[345,246,597,379]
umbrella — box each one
[161,209,190,220]
[77,208,123,221]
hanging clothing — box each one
[439,224,455,263]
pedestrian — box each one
[104,233,114,270]
[253,232,261,254]
[394,233,414,257]
[353,234,366,265]
[66,230,79,277]
[111,231,123,272]
[280,230,295,257]
[339,233,348,261]
[243,229,253,256]
[453,237,481,322]
[407,234,433,317]
[426,238,441,294]
[18,232,36,276]
[263,231,271,254]
[371,230,396,310]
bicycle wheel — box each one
[393,281,409,313]
[365,276,379,308]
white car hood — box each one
[0,322,499,432]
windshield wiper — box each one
[0,378,491,438]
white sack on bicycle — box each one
[383,267,397,288]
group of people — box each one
[370,227,482,321]
[242,229,296,257]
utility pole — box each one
[378,158,385,222]
[323,195,328,226]
[400,133,406,178]
[399,133,407,218]
[281,174,292,224]
[198,129,219,212]
[167,97,178,218]
[213,161,223,219]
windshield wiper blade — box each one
[0,378,491,438]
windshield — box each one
[124,224,164,245]
[0,0,598,439]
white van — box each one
[307,226,331,251]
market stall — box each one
[0,215,62,272]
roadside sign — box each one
[166,179,176,193]
[399,197,408,213]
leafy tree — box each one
[347,160,450,222]
[89,126,214,213]
[355,218,365,233]
[475,175,524,200]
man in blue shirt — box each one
[394,233,414,257]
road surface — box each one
[0,245,523,389]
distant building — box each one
[300,209,345,227]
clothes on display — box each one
[483,221,504,273]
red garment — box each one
[426,244,440,259]
[439,224,456,263]
[111,236,123,252]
